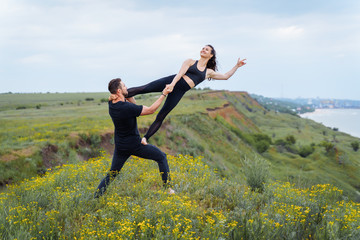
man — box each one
[94,78,174,198]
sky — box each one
[1,0,359,100]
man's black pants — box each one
[94,144,169,198]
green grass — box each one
[1,154,359,239]
[0,92,109,111]
[1,90,360,238]
[1,90,360,203]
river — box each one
[300,108,360,138]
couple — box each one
[94,45,247,197]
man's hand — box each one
[166,83,175,93]
[163,85,172,96]
[141,85,172,116]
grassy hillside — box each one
[1,90,360,202]
[1,154,359,239]
[142,91,360,201]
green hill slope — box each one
[144,91,360,201]
[1,154,360,239]
[1,90,360,201]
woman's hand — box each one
[109,94,118,101]
[162,85,172,96]
[236,58,247,68]
[167,83,175,93]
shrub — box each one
[351,141,359,152]
[153,134,165,147]
[320,141,335,154]
[274,137,298,154]
[274,139,286,146]
[252,134,272,153]
[252,133,272,145]
[241,156,270,192]
[78,133,102,159]
[285,135,296,145]
[255,140,270,153]
[85,98,94,101]
[298,145,315,158]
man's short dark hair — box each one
[108,78,122,94]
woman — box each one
[125,44,246,145]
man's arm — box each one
[140,86,171,116]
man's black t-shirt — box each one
[108,100,143,150]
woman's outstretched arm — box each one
[167,59,193,91]
[207,58,246,80]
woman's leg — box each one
[144,87,187,141]
[94,148,130,198]
[127,75,175,98]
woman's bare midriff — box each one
[183,75,195,88]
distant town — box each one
[251,94,360,115]
[280,98,360,109]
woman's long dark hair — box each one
[206,44,218,72]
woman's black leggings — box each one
[127,74,191,140]
[95,144,169,198]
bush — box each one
[274,139,286,146]
[252,133,272,145]
[285,135,296,145]
[320,141,335,154]
[78,133,102,159]
[298,145,315,158]
[253,134,272,153]
[274,137,299,154]
[255,140,270,153]
[241,156,270,192]
[351,141,359,152]
[85,98,94,101]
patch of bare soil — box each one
[0,147,36,162]
[100,131,114,154]
[206,103,258,131]
[41,144,59,168]
[207,103,242,127]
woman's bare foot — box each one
[168,188,175,194]
[141,137,148,145]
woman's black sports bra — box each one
[184,60,206,86]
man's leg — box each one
[94,148,130,198]
[132,144,170,186]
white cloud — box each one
[0,0,359,99]
[19,54,53,65]
[272,25,305,39]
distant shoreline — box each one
[300,108,360,138]
[314,107,360,109]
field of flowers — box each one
[1,153,359,239]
